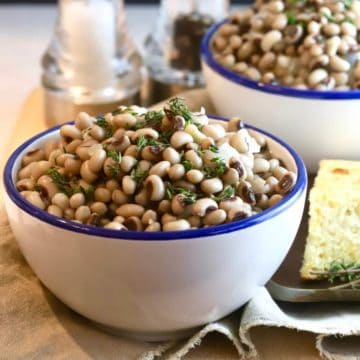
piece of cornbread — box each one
[300,160,360,280]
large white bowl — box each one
[3,118,307,341]
[201,21,360,173]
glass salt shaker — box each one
[42,0,143,126]
[143,0,229,105]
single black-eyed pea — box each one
[90,124,106,141]
[47,204,63,217]
[219,196,244,212]
[104,221,128,230]
[124,216,143,231]
[105,179,119,191]
[134,188,149,207]
[227,117,245,132]
[202,124,226,141]
[124,144,138,158]
[141,145,163,162]
[90,201,108,216]
[120,155,137,173]
[141,209,157,225]
[116,203,145,218]
[227,205,252,222]
[158,199,171,214]
[222,168,240,185]
[31,161,52,180]
[113,215,125,223]
[170,131,193,149]
[256,193,269,209]
[131,128,159,142]
[173,180,196,192]
[185,150,203,169]
[171,194,188,215]
[37,175,59,198]
[268,193,283,207]
[112,189,129,205]
[122,175,137,195]
[161,213,177,224]
[163,219,191,231]
[203,209,227,226]
[60,124,82,141]
[22,148,45,166]
[80,160,98,183]
[192,198,218,217]
[89,148,107,173]
[75,112,94,130]
[163,147,181,164]
[18,162,35,180]
[149,161,171,178]
[186,169,204,184]
[64,156,82,175]
[167,164,185,181]
[253,158,270,173]
[113,113,137,128]
[74,205,91,222]
[145,222,161,232]
[138,160,152,173]
[64,139,82,154]
[69,192,86,209]
[26,191,46,210]
[145,174,165,201]
[86,213,101,226]
[201,178,223,194]
[16,178,35,192]
[276,171,296,194]
[200,137,215,150]
[188,215,202,228]
[75,139,98,161]
[273,166,288,180]
[94,187,112,203]
[63,208,75,219]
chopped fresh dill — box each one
[95,116,114,138]
[209,145,219,153]
[166,183,197,204]
[212,186,235,202]
[47,167,73,196]
[131,166,148,184]
[106,149,121,162]
[203,157,227,178]
[182,160,193,171]
[164,97,193,125]
[135,110,164,130]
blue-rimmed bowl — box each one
[201,20,360,173]
[3,117,307,341]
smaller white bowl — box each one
[3,118,307,341]
[201,21,360,173]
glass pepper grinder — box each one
[42,0,143,126]
[142,0,229,105]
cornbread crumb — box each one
[300,160,360,280]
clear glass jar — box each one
[42,0,143,126]
[143,0,229,104]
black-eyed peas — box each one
[212,1,360,90]
[17,99,296,231]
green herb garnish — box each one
[322,11,336,23]
[203,157,227,178]
[212,186,235,202]
[164,97,193,125]
[106,149,121,162]
[166,183,197,204]
[135,110,164,130]
[310,260,360,289]
[136,135,160,153]
[47,167,73,196]
[343,0,353,9]
[209,145,219,153]
[182,160,193,171]
[95,116,114,138]
[131,166,148,184]
[286,11,297,25]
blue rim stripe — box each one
[201,20,360,100]
[3,117,307,241]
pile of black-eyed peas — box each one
[212,0,360,90]
[16,98,296,232]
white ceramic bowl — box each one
[3,118,307,341]
[201,21,360,173]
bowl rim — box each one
[201,20,360,100]
[3,116,307,241]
